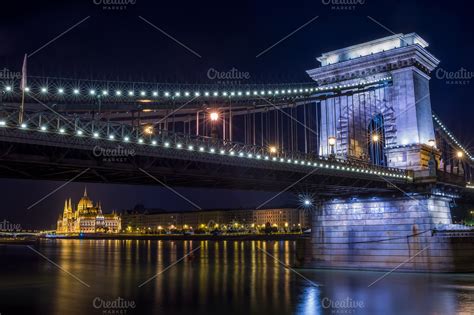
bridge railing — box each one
[0,106,408,178]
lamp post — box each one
[427,139,436,176]
[328,136,336,156]
[269,146,277,155]
[457,151,463,175]
[210,111,219,139]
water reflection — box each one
[0,240,473,315]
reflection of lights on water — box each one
[296,286,321,315]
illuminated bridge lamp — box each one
[456,151,463,175]
[143,125,154,135]
[210,111,219,121]
[304,199,312,206]
[328,136,336,155]
[372,134,380,142]
[269,146,277,154]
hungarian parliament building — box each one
[56,188,121,234]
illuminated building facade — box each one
[121,207,310,232]
[56,188,121,234]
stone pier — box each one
[301,195,474,272]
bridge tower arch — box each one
[307,33,440,170]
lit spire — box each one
[84,186,88,197]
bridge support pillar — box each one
[300,195,474,272]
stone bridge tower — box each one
[307,33,440,170]
[300,34,473,272]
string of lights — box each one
[0,106,409,181]
[0,76,393,100]
[432,114,474,161]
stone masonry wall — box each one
[307,196,473,272]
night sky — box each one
[1,0,473,229]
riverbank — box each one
[44,233,309,241]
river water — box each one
[0,239,473,315]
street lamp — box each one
[328,136,336,155]
[269,146,277,154]
[372,134,380,142]
[457,151,463,175]
[209,111,219,139]
[210,111,219,121]
[143,124,154,135]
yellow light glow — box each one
[143,125,154,135]
[328,136,336,146]
[457,151,464,158]
[372,134,380,142]
[269,146,277,154]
